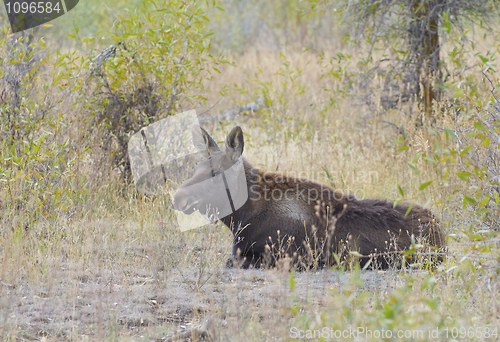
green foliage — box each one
[396,72,500,231]
[307,0,500,119]
[0,27,85,230]
[0,0,227,228]
[71,0,227,180]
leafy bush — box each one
[0,26,84,232]
[69,0,228,182]
[395,72,500,235]
[0,0,227,229]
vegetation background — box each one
[0,0,500,340]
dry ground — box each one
[0,232,415,341]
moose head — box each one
[172,125,248,221]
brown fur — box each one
[173,126,446,269]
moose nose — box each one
[172,189,198,214]
[172,192,183,211]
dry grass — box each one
[1,35,500,342]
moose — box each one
[173,125,446,269]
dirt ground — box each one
[1,256,406,341]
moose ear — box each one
[191,125,220,158]
[225,126,244,162]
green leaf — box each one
[423,156,436,164]
[398,185,404,197]
[403,249,415,256]
[481,138,491,148]
[456,171,473,181]
[445,129,456,141]
[464,196,477,204]
[397,146,409,152]
[412,152,422,163]
[332,253,340,265]
[476,208,490,215]
[441,156,457,164]
[404,203,413,217]
[361,258,373,270]
[289,270,295,291]
[419,181,433,191]
[460,146,471,157]
[407,163,420,175]
[479,196,489,207]
[452,88,464,98]
[474,122,486,130]
[444,20,451,34]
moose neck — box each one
[220,158,259,233]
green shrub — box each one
[0,26,84,232]
[72,0,228,182]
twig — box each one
[483,72,500,105]
[197,97,223,117]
